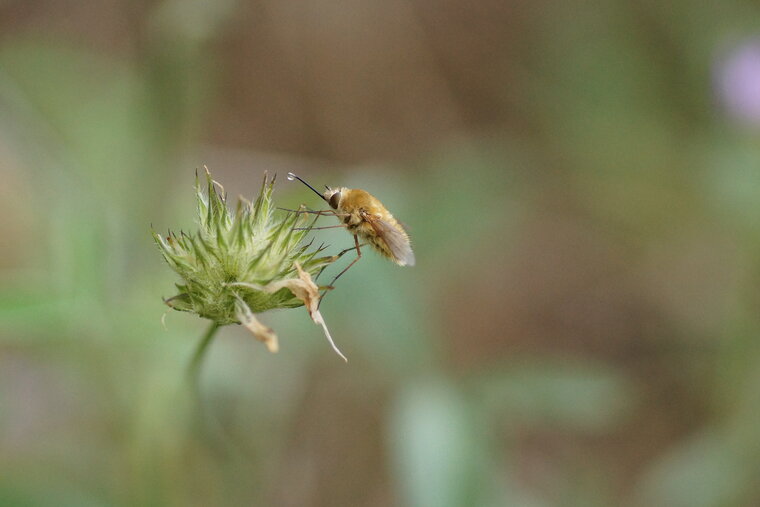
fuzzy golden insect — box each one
[287,172,415,286]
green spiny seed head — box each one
[153,168,335,326]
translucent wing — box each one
[367,216,415,266]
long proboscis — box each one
[287,172,327,202]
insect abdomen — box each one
[337,190,414,266]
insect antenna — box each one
[287,172,328,203]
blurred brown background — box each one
[3,1,760,506]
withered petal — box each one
[235,298,279,353]
[230,263,346,361]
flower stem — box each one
[186,322,232,453]
[188,321,220,387]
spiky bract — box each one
[153,170,334,326]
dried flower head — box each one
[153,167,346,360]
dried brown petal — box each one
[262,263,320,316]
[235,298,279,353]
[230,262,346,361]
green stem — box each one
[186,322,237,456]
[188,321,220,387]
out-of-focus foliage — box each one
[3,0,760,506]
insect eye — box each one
[329,192,341,209]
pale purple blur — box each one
[717,40,760,125]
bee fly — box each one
[287,172,415,288]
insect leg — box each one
[314,243,369,280]
[292,224,349,231]
[314,241,367,282]
[277,207,349,217]
[335,242,368,257]
[317,236,364,307]
[277,207,331,214]
[332,235,362,283]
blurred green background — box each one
[3,1,760,506]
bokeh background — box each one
[3,1,760,505]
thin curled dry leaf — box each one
[235,297,279,353]
[230,262,347,361]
